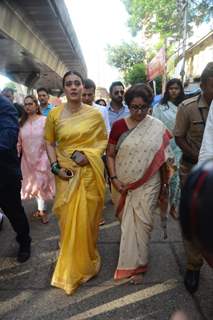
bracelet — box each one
[65,169,74,178]
[51,161,61,175]
[110,176,118,180]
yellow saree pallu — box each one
[113,116,172,280]
[45,104,107,294]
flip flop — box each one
[40,213,49,224]
[99,219,105,226]
[32,211,41,219]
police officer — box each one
[174,62,213,293]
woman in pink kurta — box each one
[18,95,55,223]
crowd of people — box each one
[0,62,213,297]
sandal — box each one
[99,219,105,226]
[39,211,49,224]
[32,210,49,224]
[32,210,41,219]
[169,205,179,220]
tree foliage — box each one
[106,41,146,85]
[122,0,213,40]
[106,41,145,72]
[124,63,146,85]
[3,82,16,91]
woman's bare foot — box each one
[170,205,179,220]
[32,210,41,219]
[130,274,144,284]
[99,219,105,226]
[33,210,48,224]
[39,211,49,224]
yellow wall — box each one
[185,34,213,78]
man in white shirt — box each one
[199,100,213,164]
[107,81,129,128]
[82,79,110,135]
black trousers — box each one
[0,176,31,247]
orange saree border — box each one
[114,265,148,280]
[116,129,172,216]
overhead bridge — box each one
[0,0,87,95]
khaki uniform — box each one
[174,94,210,271]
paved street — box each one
[0,192,212,320]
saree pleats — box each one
[45,104,107,294]
[113,116,172,280]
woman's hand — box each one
[58,168,73,180]
[112,178,127,193]
[159,183,169,200]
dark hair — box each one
[83,78,96,90]
[179,160,213,253]
[161,78,185,106]
[1,87,15,95]
[37,87,49,95]
[200,62,213,84]
[20,95,41,127]
[109,81,124,94]
[124,83,154,107]
[62,70,84,88]
[95,98,107,106]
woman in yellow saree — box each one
[107,84,173,284]
[45,71,107,295]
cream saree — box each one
[113,115,172,280]
[45,104,107,294]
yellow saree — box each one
[45,104,107,294]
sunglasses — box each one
[114,90,124,96]
[129,104,149,111]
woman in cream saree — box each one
[45,71,107,294]
[107,84,172,282]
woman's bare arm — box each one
[106,143,117,177]
[45,140,70,180]
[107,143,126,193]
[45,140,57,164]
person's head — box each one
[20,95,41,126]
[1,87,15,103]
[95,98,107,107]
[125,83,153,122]
[37,87,49,107]
[200,62,213,105]
[82,78,96,105]
[62,71,84,103]
[161,79,185,106]
[109,81,125,105]
[179,160,213,268]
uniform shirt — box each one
[107,102,129,128]
[0,96,21,180]
[41,103,53,117]
[199,100,213,164]
[174,94,210,160]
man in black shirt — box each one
[0,95,31,262]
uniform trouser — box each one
[0,175,31,247]
[179,160,203,271]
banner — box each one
[147,48,166,80]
